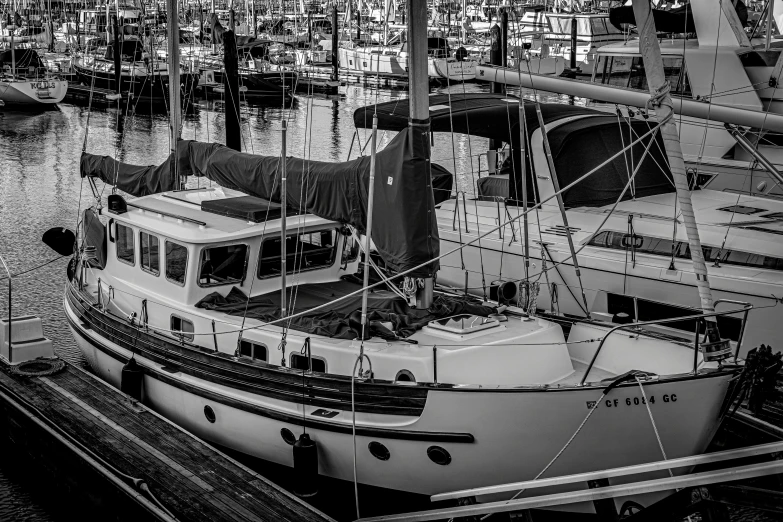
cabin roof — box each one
[111,187,335,244]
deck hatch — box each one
[427,314,502,335]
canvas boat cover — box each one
[196,278,495,340]
[609,1,747,33]
[80,127,439,278]
[0,48,44,69]
[355,94,672,208]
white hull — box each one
[436,199,780,356]
[66,292,735,504]
[428,58,477,81]
[0,78,67,105]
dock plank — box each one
[0,361,332,522]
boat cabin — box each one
[98,187,360,307]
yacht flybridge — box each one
[60,181,745,498]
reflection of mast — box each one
[631,0,729,359]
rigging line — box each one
[442,45,466,273]
[480,390,609,520]
[614,105,634,198]
[523,128,659,281]
[635,375,673,477]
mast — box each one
[168,0,182,183]
[408,0,434,308]
[631,0,729,358]
[281,120,288,320]
[767,0,775,51]
[360,115,378,339]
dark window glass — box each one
[198,244,248,286]
[717,205,766,215]
[116,224,135,265]
[239,340,268,361]
[166,241,188,285]
[140,232,160,276]
[258,230,338,278]
[170,315,194,341]
[290,353,326,373]
[341,234,359,265]
[588,230,783,272]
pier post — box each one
[223,30,242,151]
[112,14,121,93]
[570,15,577,70]
[489,20,502,94]
[331,6,338,81]
[501,7,508,71]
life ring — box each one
[8,358,65,377]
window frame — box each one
[239,339,268,362]
[165,240,189,286]
[115,222,136,266]
[197,243,250,288]
[257,228,339,280]
[140,230,161,277]
[170,314,194,342]
[290,352,327,373]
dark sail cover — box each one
[80,128,439,277]
[180,128,438,277]
[80,148,185,196]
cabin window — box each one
[140,231,160,276]
[239,340,268,362]
[258,229,338,278]
[165,241,188,285]
[341,234,359,265]
[290,353,326,373]
[116,224,135,266]
[588,230,783,271]
[170,315,194,341]
[717,205,766,215]
[198,244,248,287]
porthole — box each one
[281,428,296,446]
[395,369,415,383]
[368,441,390,461]
[427,446,451,466]
[204,405,216,423]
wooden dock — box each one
[0,359,333,522]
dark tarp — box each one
[104,39,144,61]
[355,94,672,208]
[354,94,596,205]
[83,209,107,269]
[195,279,496,340]
[609,1,747,33]
[80,146,185,196]
[547,116,672,208]
[0,48,44,69]
[353,93,596,147]
[80,127,440,278]
[431,163,453,205]
[476,174,509,200]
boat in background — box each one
[0,48,67,107]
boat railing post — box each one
[433,345,438,384]
[693,318,701,374]
[579,303,753,385]
[714,298,754,360]
[0,255,11,364]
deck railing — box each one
[0,254,11,364]
[580,299,753,385]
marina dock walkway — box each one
[0,359,333,522]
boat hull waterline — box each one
[65,287,737,500]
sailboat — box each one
[0,12,67,107]
[46,0,749,513]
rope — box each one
[480,389,609,520]
[635,375,673,477]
